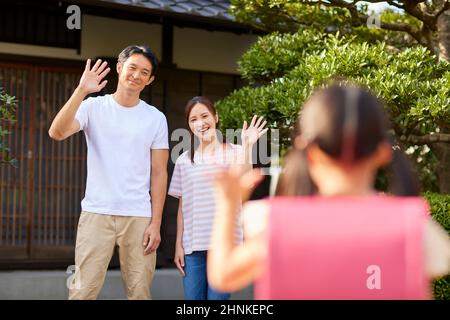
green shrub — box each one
[424,192,450,300]
[217,30,450,192]
[220,31,449,146]
[238,31,327,84]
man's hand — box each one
[78,59,111,94]
[143,222,161,255]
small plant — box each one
[0,87,18,167]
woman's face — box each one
[188,103,218,142]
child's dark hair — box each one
[275,82,419,196]
[118,45,158,76]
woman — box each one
[207,83,450,298]
[168,96,267,300]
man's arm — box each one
[143,149,169,255]
[48,59,110,141]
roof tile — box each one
[100,0,234,21]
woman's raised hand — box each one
[241,115,268,147]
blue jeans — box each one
[183,251,230,300]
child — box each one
[208,83,450,299]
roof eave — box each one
[65,0,264,35]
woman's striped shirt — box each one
[168,144,244,254]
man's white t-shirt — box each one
[75,94,169,217]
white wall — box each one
[81,15,162,59]
[173,27,257,74]
[0,15,257,74]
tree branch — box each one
[402,1,437,30]
[355,13,430,48]
[312,0,427,43]
[432,1,450,20]
[249,3,326,32]
[351,0,445,55]
[400,133,450,145]
[386,1,405,10]
[249,1,440,54]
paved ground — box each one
[0,268,254,300]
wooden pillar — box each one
[160,19,176,68]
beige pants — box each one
[68,211,156,300]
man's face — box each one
[116,53,154,93]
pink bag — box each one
[255,197,431,300]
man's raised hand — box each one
[78,59,111,94]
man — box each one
[49,45,169,300]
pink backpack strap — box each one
[255,196,430,300]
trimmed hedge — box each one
[424,192,450,300]
[217,30,450,192]
[219,31,450,150]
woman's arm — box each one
[174,198,185,276]
[207,168,267,292]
